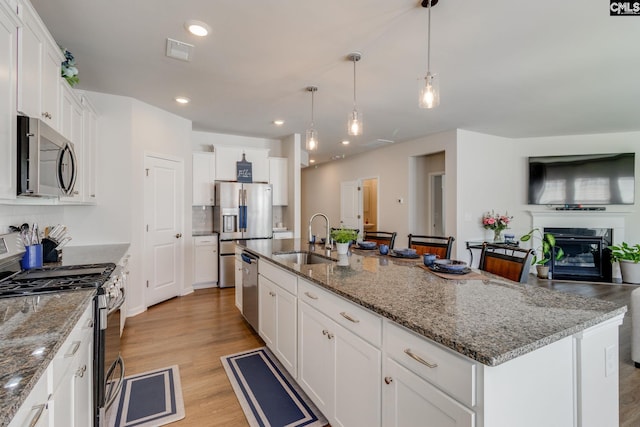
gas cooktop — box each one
[0,263,116,299]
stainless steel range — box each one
[0,232,125,427]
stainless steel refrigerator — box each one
[214,181,272,287]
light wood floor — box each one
[120,281,640,426]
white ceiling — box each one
[30,0,640,164]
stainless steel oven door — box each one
[100,290,125,425]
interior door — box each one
[144,155,184,307]
[340,180,362,233]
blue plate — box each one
[394,248,417,257]
[433,259,467,271]
[357,241,377,249]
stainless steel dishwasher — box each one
[241,251,259,331]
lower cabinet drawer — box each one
[299,278,381,346]
[384,321,477,407]
[51,304,93,390]
[260,260,297,295]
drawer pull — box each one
[27,404,46,427]
[322,329,329,336]
[404,348,438,369]
[65,341,81,358]
[304,291,318,300]
[269,291,276,297]
[340,311,360,323]
[327,332,334,340]
[384,376,393,385]
[87,319,94,328]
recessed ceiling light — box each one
[273,120,284,126]
[185,20,211,37]
[175,96,190,104]
[310,159,316,164]
[341,140,350,145]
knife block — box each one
[42,238,61,263]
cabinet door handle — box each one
[27,404,46,427]
[322,329,328,336]
[327,332,334,340]
[384,376,393,385]
[65,341,81,358]
[404,348,438,368]
[304,291,318,300]
[269,291,276,297]
[340,311,360,323]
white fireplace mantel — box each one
[528,210,630,244]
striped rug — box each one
[221,347,328,427]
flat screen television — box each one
[528,153,635,205]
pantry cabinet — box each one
[192,152,215,205]
[0,1,18,199]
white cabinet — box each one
[192,152,215,205]
[59,82,83,203]
[17,0,63,130]
[7,366,50,427]
[50,303,94,427]
[10,302,94,427]
[214,146,269,182]
[258,261,297,377]
[193,235,218,286]
[269,157,288,206]
[298,300,382,427]
[80,93,98,203]
[382,357,475,427]
[382,321,476,427]
[0,2,18,199]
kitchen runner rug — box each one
[110,365,185,427]
[221,347,328,427]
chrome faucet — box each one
[308,213,332,250]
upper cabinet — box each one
[16,0,63,131]
[193,152,215,205]
[214,146,269,183]
[80,93,98,203]
[269,157,288,206]
[0,2,18,199]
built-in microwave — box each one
[17,115,77,198]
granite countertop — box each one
[0,243,130,427]
[239,239,627,367]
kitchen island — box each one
[239,238,626,427]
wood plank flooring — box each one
[120,281,640,426]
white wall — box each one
[63,91,193,317]
[455,129,640,261]
[301,130,458,249]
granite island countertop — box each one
[238,239,627,367]
[0,243,130,427]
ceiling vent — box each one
[166,38,194,61]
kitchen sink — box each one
[271,252,336,265]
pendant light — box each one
[419,0,440,109]
[347,52,363,136]
[305,86,318,151]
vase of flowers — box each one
[482,210,513,242]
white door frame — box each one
[428,171,445,235]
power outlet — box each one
[605,345,617,377]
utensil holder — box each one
[21,244,43,270]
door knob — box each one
[175,233,182,239]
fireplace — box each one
[544,227,613,282]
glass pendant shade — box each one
[306,128,318,151]
[305,86,318,151]
[419,72,440,109]
[347,109,363,136]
